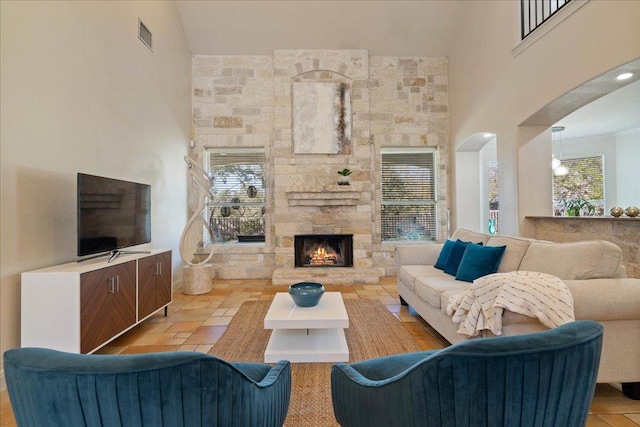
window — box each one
[487,160,499,233]
[553,155,605,216]
[381,148,437,241]
[206,148,266,244]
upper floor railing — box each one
[521,0,573,40]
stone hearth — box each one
[271,179,385,286]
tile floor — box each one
[2,277,639,426]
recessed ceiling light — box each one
[616,72,633,81]
[483,133,493,138]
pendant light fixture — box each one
[552,126,568,176]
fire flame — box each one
[310,245,338,265]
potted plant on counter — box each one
[562,196,595,217]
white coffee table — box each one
[264,292,349,363]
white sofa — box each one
[395,228,640,398]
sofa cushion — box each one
[415,276,470,308]
[455,244,506,282]
[519,240,623,280]
[395,243,443,266]
[486,236,531,272]
[399,265,448,292]
[434,239,456,270]
[444,240,482,276]
[451,228,489,245]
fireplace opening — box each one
[294,234,353,268]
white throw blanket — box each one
[446,271,575,337]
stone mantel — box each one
[286,183,365,207]
[526,216,640,222]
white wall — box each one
[455,152,482,232]
[449,1,640,235]
[616,129,640,208]
[0,0,191,379]
[455,137,497,233]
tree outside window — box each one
[553,155,605,216]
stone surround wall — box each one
[369,57,449,274]
[191,51,449,281]
[191,55,275,279]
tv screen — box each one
[77,173,151,257]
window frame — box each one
[380,147,438,242]
[205,147,266,245]
[552,153,605,217]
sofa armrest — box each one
[566,278,640,321]
[395,244,443,266]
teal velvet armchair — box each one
[331,320,603,427]
[4,348,291,427]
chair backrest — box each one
[332,320,603,427]
[418,320,603,426]
[4,348,291,427]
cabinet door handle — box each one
[155,262,162,276]
[108,276,120,293]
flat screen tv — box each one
[77,173,151,259]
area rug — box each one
[210,298,421,426]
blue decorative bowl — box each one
[288,282,325,307]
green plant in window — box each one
[240,217,264,236]
[561,197,595,217]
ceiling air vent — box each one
[138,19,153,52]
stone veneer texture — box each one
[191,51,449,281]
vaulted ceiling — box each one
[176,1,464,57]
[176,1,640,139]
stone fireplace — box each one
[191,50,450,282]
[269,50,384,285]
[294,234,353,268]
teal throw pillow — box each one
[455,244,507,282]
[434,239,456,270]
[443,240,482,276]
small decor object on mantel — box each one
[338,168,352,186]
[624,206,639,217]
[488,218,497,235]
[610,207,624,217]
